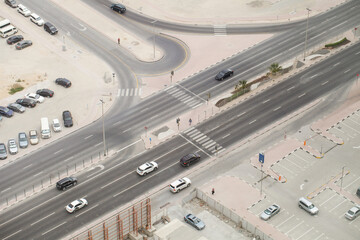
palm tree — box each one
[239,80,247,93]
[269,63,282,75]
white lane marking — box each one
[249,119,256,125]
[84,135,93,140]
[262,99,270,104]
[310,31,326,39]
[273,106,281,111]
[33,171,43,177]
[356,51,360,55]
[54,149,63,155]
[179,134,212,157]
[64,156,74,162]
[344,69,351,73]
[277,215,294,228]
[329,199,347,212]
[125,89,129,96]
[192,103,203,109]
[23,164,32,170]
[289,43,302,51]
[298,93,306,98]
[31,212,55,226]
[115,139,142,153]
[140,107,148,113]
[329,21,347,30]
[94,142,102,147]
[285,220,304,234]
[1,187,11,193]
[319,194,337,206]
[333,62,341,67]
[222,134,230,139]
[210,125,219,131]
[3,230,22,240]
[287,86,295,91]
[122,128,131,133]
[41,222,67,236]
[149,114,158,120]
[310,74,318,79]
[75,204,99,218]
[117,89,120,97]
[321,81,328,85]
[295,227,314,240]
[237,112,246,117]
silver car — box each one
[345,206,360,220]
[184,214,205,230]
[0,143,7,160]
[18,132,28,148]
[8,139,18,155]
[260,204,281,220]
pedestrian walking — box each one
[211,188,215,195]
[118,38,120,45]
[189,118,192,126]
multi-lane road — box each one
[0,0,360,239]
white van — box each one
[0,25,18,38]
[41,117,51,139]
[0,19,11,29]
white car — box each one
[169,177,191,193]
[17,4,31,17]
[260,204,281,220]
[52,119,62,132]
[66,198,88,213]
[30,13,44,26]
[136,161,158,176]
[25,93,44,103]
[29,130,39,145]
[345,206,360,220]
[8,139,18,155]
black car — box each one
[36,88,54,98]
[0,106,14,118]
[180,153,201,167]
[5,0,17,8]
[7,103,25,113]
[215,69,234,81]
[6,35,23,45]
[56,177,77,190]
[44,22,58,35]
[110,3,126,13]
[16,98,36,108]
[55,78,72,88]
[63,110,73,127]
[15,40,32,50]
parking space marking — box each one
[329,199,346,212]
[276,215,294,228]
[293,152,310,164]
[319,194,337,206]
[342,122,360,134]
[348,117,360,126]
[285,220,304,234]
[295,227,314,240]
[344,176,360,189]
[277,163,296,175]
[284,157,303,169]
[314,233,325,240]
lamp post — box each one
[340,166,346,191]
[151,20,157,59]
[303,8,312,61]
[100,99,106,156]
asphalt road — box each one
[1,32,359,240]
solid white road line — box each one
[41,222,67,236]
[3,230,22,240]
[31,212,55,226]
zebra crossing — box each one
[117,88,142,97]
[184,127,225,155]
[165,86,203,109]
[214,25,227,36]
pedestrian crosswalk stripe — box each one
[130,88,134,96]
[199,137,210,144]
[196,135,207,142]
[183,98,193,103]
[203,140,214,147]
[117,88,142,97]
[165,86,203,109]
[184,127,195,134]
[193,133,205,140]
[206,142,217,148]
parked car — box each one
[55,78,71,88]
[110,3,126,13]
[15,40,32,50]
[17,4,31,17]
[16,98,36,108]
[7,139,18,155]
[30,13,44,26]
[62,110,73,127]
[298,197,319,215]
[6,35,23,45]
[169,177,191,193]
[5,0,17,8]
[7,103,25,113]
[345,206,360,220]
[18,132,28,148]
[56,177,77,190]
[184,214,205,230]
[0,143,7,160]
[66,198,87,213]
[52,118,61,132]
[29,130,39,145]
[44,22,58,35]
[0,106,14,118]
[260,204,281,220]
[36,88,54,98]
[180,153,200,167]
[215,69,234,81]
[136,161,158,176]
[25,93,44,103]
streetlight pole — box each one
[303,8,312,61]
[151,20,157,59]
[100,99,106,156]
[340,166,345,191]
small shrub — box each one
[325,38,349,48]
[8,83,24,95]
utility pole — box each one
[303,8,312,61]
[100,99,106,156]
